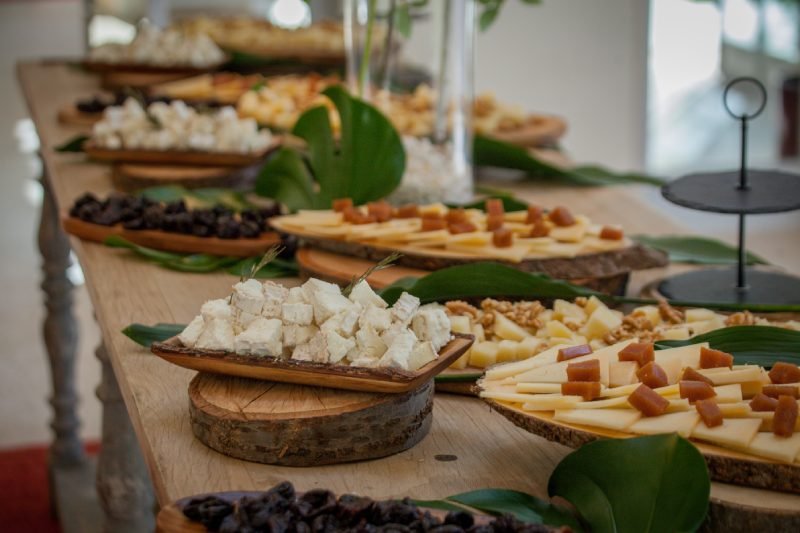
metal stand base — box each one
[658,268,800,305]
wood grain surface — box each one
[83,140,279,167]
[17,61,800,528]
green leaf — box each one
[548,433,709,533]
[256,148,317,212]
[394,4,412,38]
[632,235,769,265]
[417,489,581,530]
[227,256,299,279]
[138,185,192,204]
[55,134,88,153]
[104,235,185,262]
[474,135,665,187]
[379,263,599,305]
[655,325,800,368]
[122,323,185,347]
[479,5,501,31]
[162,254,240,273]
[434,372,482,383]
[190,188,251,211]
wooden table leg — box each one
[38,175,84,469]
[95,342,155,533]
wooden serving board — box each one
[82,59,225,75]
[272,219,667,283]
[296,247,632,295]
[489,114,567,148]
[482,396,800,495]
[83,140,279,167]
[56,104,100,127]
[63,217,281,258]
[188,374,434,466]
[110,163,246,191]
[151,334,474,394]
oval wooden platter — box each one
[271,219,668,282]
[489,114,567,148]
[151,333,474,394]
[156,488,492,532]
[110,163,247,191]
[62,217,280,257]
[82,139,280,167]
[57,104,101,127]
[189,374,434,466]
[480,395,800,495]
[81,58,226,75]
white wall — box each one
[475,0,650,171]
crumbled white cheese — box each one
[262,281,288,318]
[310,291,353,324]
[201,299,233,322]
[391,292,421,326]
[350,356,380,368]
[408,341,438,371]
[325,331,356,363]
[348,280,388,309]
[178,315,205,348]
[358,306,392,333]
[292,332,329,363]
[355,327,388,359]
[283,324,318,348]
[195,318,235,351]
[411,307,452,351]
[281,302,314,326]
[321,303,362,337]
[380,321,410,347]
[378,330,417,370]
[235,310,259,334]
[301,278,341,301]
[286,286,308,304]
[233,318,282,357]
[231,279,265,315]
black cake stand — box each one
[658,78,800,305]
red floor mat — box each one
[0,442,100,533]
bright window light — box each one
[269,0,311,29]
[723,0,759,48]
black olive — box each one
[191,223,212,237]
[213,205,233,217]
[94,209,121,226]
[216,217,240,239]
[174,212,193,234]
[445,511,474,529]
[142,206,163,229]
[182,495,233,531]
[76,203,101,221]
[123,218,145,230]
[240,220,261,238]
[164,200,187,215]
[192,209,216,228]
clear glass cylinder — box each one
[344,0,476,204]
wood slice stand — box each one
[188,373,434,467]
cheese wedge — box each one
[713,384,743,404]
[698,366,762,386]
[567,396,632,409]
[691,418,761,449]
[513,340,635,386]
[659,355,684,385]
[717,403,752,417]
[448,232,492,246]
[554,408,641,431]
[628,411,701,438]
[515,383,563,394]
[385,229,450,243]
[665,399,691,412]
[609,361,638,387]
[516,337,545,360]
[746,433,800,464]
[484,344,572,380]
[480,390,580,406]
[294,210,343,225]
[602,383,679,398]
[653,343,707,371]
[549,224,587,243]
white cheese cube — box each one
[411,308,452,351]
[178,315,205,347]
[408,341,438,371]
[231,279,265,315]
[321,303,362,337]
[311,291,353,324]
[355,327,388,359]
[283,324,318,348]
[633,305,661,326]
[301,278,341,302]
[325,331,356,363]
[685,308,716,323]
[291,331,329,363]
[378,330,417,370]
[262,281,289,318]
[286,286,307,304]
[584,306,622,340]
[234,318,282,357]
[391,292,420,325]
[201,298,233,322]
[359,306,392,332]
[236,310,259,331]
[350,356,380,368]
[195,318,235,351]
[448,315,472,334]
[282,302,314,326]
[348,280,388,309]
[495,313,532,341]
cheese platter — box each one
[152,276,474,393]
[477,340,800,493]
[270,199,668,289]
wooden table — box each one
[17,61,800,533]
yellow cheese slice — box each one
[717,403,752,417]
[513,340,635,386]
[746,432,800,464]
[549,224,587,243]
[447,232,492,246]
[294,210,343,225]
[298,225,352,237]
[516,237,556,248]
[628,411,701,438]
[713,384,743,404]
[698,366,762,386]
[504,211,528,223]
[385,229,450,243]
[515,337,545,360]
[480,391,583,410]
[747,411,800,432]
[691,418,761,449]
[740,381,764,398]
[654,343,707,372]
[484,344,573,380]
[361,225,423,241]
[419,203,448,216]
[515,383,563,394]
[525,242,583,258]
[582,236,628,252]
[665,399,691,412]
[602,383,679,398]
[659,356,684,385]
[568,396,632,409]
[554,408,641,431]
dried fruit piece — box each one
[699,346,734,369]
[529,221,550,237]
[421,218,447,231]
[395,204,419,219]
[636,362,669,389]
[749,393,779,412]
[557,344,593,362]
[600,226,624,240]
[333,198,353,212]
[367,201,393,222]
[525,205,543,223]
[762,385,799,399]
[679,381,717,403]
[695,398,723,428]
[485,198,504,215]
[629,384,670,417]
[487,214,505,231]
[618,342,654,366]
[562,381,602,401]
[769,362,800,384]
[446,208,468,224]
[492,228,513,248]
[681,367,713,386]
[449,222,478,234]
[567,359,601,382]
[549,206,575,227]
[343,207,376,225]
[773,396,798,437]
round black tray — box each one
[658,268,800,306]
[661,170,800,215]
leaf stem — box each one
[358,0,378,98]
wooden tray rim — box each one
[81,58,228,75]
[82,139,280,167]
[152,333,475,394]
